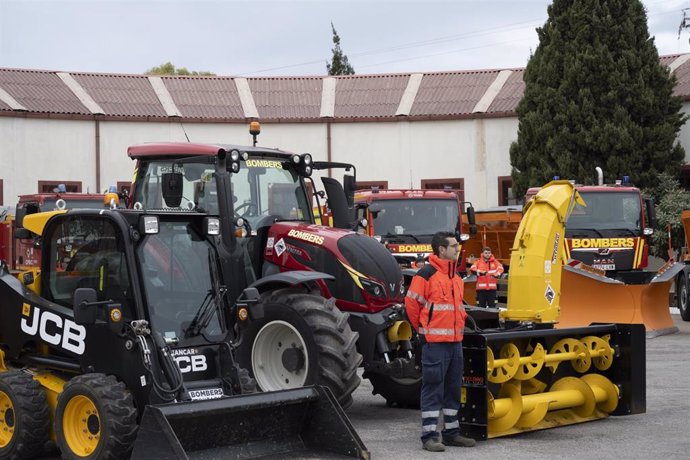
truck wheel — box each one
[0,371,50,459]
[679,274,690,321]
[366,373,421,408]
[55,374,137,460]
[236,292,362,409]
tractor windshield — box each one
[231,159,311,229]
[132,157,312,229]
[370,199,459,237]
[137,220,224,340]
[566,191,642,237]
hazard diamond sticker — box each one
[274,238,286,256]
[544,284,555,305]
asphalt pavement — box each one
[346,311,690,460]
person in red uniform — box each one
[405,231,476,452]
[470,246,504,308]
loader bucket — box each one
[460,323,645,440]
[131,386,368,459]
[558,263,683,338]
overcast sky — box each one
[1,0,689,77]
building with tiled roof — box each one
[1,53,690,208]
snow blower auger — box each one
[0,207,368,459]
[460,181,646,440]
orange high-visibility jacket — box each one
[470,256,504,290]
[405,254,467,342]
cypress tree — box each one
[510,0,686,197]
[327,23,355,75]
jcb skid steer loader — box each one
[460,181,646,439]
[0,197,367,456]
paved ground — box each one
[346,312,690,460]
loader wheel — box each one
[678,274,690,321]
[237,292,362,409]
[0,371,50,459]
[366,373,421,408]
[55,374,137,460]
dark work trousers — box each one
[420,341,463,442]
[476,289,497,308]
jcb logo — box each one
[20,304,86,355]
[174,355,208,373]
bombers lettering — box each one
[245,159,283,169]
[287,229,325,245]
[393,244,432,253]
[570,238,635,249]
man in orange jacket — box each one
[405,231,476,452]
[470,246,504,308]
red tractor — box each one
[127,143,420,407]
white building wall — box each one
[1,101,689,208]
[0,117,95,202]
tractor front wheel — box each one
[0,371,50,459]
[237,291,362,409]
[55,374,137,460]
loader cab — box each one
[38,210,229,344]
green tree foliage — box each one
[510,0,686,198]
[643,173,690,258]
[145,62,215,76]
[326,23,355,75]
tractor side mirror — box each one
[465,206,477,235]
[14,207,27,228]
[161,172,184,208]
[343,175,356,208]
[73,288,98,325]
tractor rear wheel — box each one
[237,291,362,409]
[0,371,50,459]
[366,373,421,408]
[55,374,137,460]
[678,274,690,321]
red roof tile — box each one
[71,73,167,117]
[249,77,322,119]
[0,69,87,114]
[411,70,499,116]
[162,77,244,119]
[334,74,409,118]
[488,69,525,113]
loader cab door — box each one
[41,214,135,320]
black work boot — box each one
[422,438,446,452]
[443,434,477,447]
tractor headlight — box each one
[205,217,220,236]
[230,149,241,162]
[360,278,385,298]
[302,153,312,165]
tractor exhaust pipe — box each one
[595,167,603,186]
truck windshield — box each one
[566,191,642,236]
[370,199,459,237]
[138,220,223,340]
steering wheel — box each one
[234,202,258,218]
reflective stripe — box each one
[432,303,454,311]
[444,421,460,429]
[422,410,440,418]
[407,290,429,306]
[419,327,455,336]
[443,408,458,416]
[422,424,438,432]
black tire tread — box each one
[264,290,362,408]
[56,373,137,460]
[0,371,50,459]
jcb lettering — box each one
[570,238,635,249]
[20,306,86,355]
[175,355,208,373]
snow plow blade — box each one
[131,386,369,459]
[558,262,683,338]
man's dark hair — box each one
[431,231,455,256]
[482,246,492,252]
